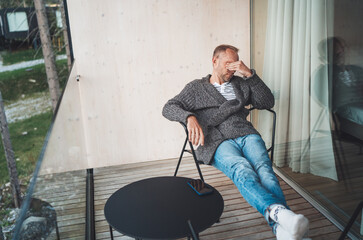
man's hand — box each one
[186,115,204,146]
[226,60,252,78]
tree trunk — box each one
[0,91,21,208]
[34,0,61,112]
[60,1,72,71]
[0,224,3,240]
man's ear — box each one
[212,56,217,66]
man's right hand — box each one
[187,115,204,146]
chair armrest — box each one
[179,121,189,137]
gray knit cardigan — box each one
[162,70,275,165]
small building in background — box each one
[0,6,62,50]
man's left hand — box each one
[226,60,252,78]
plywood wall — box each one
[41,0,250,174]
[250,0,268,127]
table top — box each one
[104,176,224,239]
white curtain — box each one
[260,0,338,180]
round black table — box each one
[104,176,224,240]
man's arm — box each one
[186,116,204,146]
[246,73,275,109]
[227,60,274,109]
[162,82,205,146]
[226,60,252,78]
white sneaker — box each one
[276,224,294,240]
[276,224,311,240]
[270,205,309,239]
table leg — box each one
[187,220,200,240]
[109,225,114,240]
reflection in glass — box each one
[256,0,363,238]
[0,12,71,237]
[260,0,337,180]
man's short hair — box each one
[213,44,239,58]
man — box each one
[162,45,309,240]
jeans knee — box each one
[230,162,259,185]
[261,174,280,187]
[254,160,272,171]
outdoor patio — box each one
[34,157,348,240]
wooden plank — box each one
[32,157,348,240]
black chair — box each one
[174,108,277,182]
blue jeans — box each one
[212,134,288,228]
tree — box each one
[60,0,72,71]
[0,225,4,240]
[0,91,21,208]
[34,0,61,112]
[0,0,32,8]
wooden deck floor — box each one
[34,157,348,239]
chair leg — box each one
[174,137,188,177]
[189,142,204,182]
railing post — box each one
[86,168,95,240]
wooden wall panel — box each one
[41,0,250,173]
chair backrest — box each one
[249,108,277,162]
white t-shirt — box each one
[213,82,236,100]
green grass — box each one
[0,55,69,184]
[1,48,66,66]
[0,111,53,185]
[0,49,69,229]
[0,59,68,102]
[0,111,52,234]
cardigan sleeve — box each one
[162,82,196,124]
[245,70,275,109]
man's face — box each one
[213,49,239,82]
